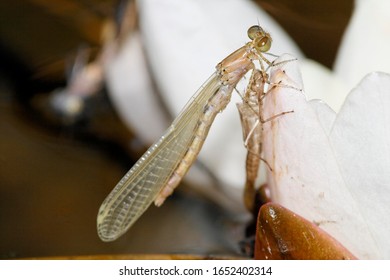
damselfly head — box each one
[247,25,272,53]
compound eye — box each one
[247,25,262,40]
[255,36,272,52]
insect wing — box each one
[97,74,222,241]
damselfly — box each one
[97,25,275,242]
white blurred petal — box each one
[105,32,169,145]
[334,0,390,90]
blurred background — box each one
[0,0,352,259]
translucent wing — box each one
[97,73,223,241]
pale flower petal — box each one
[262,54,388,259]
[329,71,390,259]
